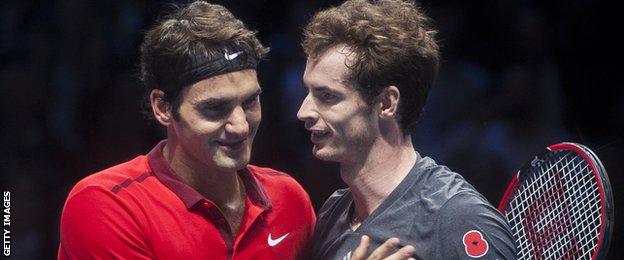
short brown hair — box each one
[302,0,439,133]
[140,1,269,119]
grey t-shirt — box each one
[311,156,517,260]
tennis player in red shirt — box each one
[57,1,315,259]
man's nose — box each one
[225,106,249,137]
[297,93,317,124]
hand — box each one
[351,235,416,260]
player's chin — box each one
[214,151,251,171]
[312,146,341,162]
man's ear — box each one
[378,85,400,119]
[150,89,174,126]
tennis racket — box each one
[498,142,614,260]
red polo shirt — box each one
[58,141,316,259]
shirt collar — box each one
[147,140,271,210]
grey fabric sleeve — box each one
[435,192,517,259]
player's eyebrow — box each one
[246,89,263,99]
[304,83,339,93]
[192,89,262,108]
[192,98,227,108]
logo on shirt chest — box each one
[267,233,289,246]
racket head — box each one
[498,142,614,260]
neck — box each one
[341,134,417,222]
[163,138,244,208]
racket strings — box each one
[565,164,601,259]
[506,156,570,259]
[504,151,601,260]
[527,154,576,258]
[554,157,601,259]
[542,160,588,259]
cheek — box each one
[344,116,375,141]
[176,105,217,137]
[178,117,223,140]
[328,106,374,135]
[247,108,261,129]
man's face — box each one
[170,69,261,172]
[297,45,377,163]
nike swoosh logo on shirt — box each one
[267,233,289,246]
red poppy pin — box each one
[462,230,489,258]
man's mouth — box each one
[217,139,246,152]
[310,130,330,143]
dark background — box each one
[1,0,621,259]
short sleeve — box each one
[58,186,153,259]
[435,192,517,259]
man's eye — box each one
[243,96,258,108]
[320,92,337,102]
[201,104,227,117]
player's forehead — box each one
[185,69,260,104]
[303,44,355,92]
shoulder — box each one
[62,155,158,230]
[59,181,153,258]
[63,155,154,218]
[437,191,501,223]
[419,157,472,191]
[409,158,517,258]
[68,155,151,198]
[413,157,479,208]
[434,192,517,259]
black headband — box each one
[160,45,258,91]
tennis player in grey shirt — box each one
[297,0,517,259]
[311,156,517,259]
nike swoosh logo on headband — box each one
[225,51,243,61]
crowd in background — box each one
[1,0,621,258]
